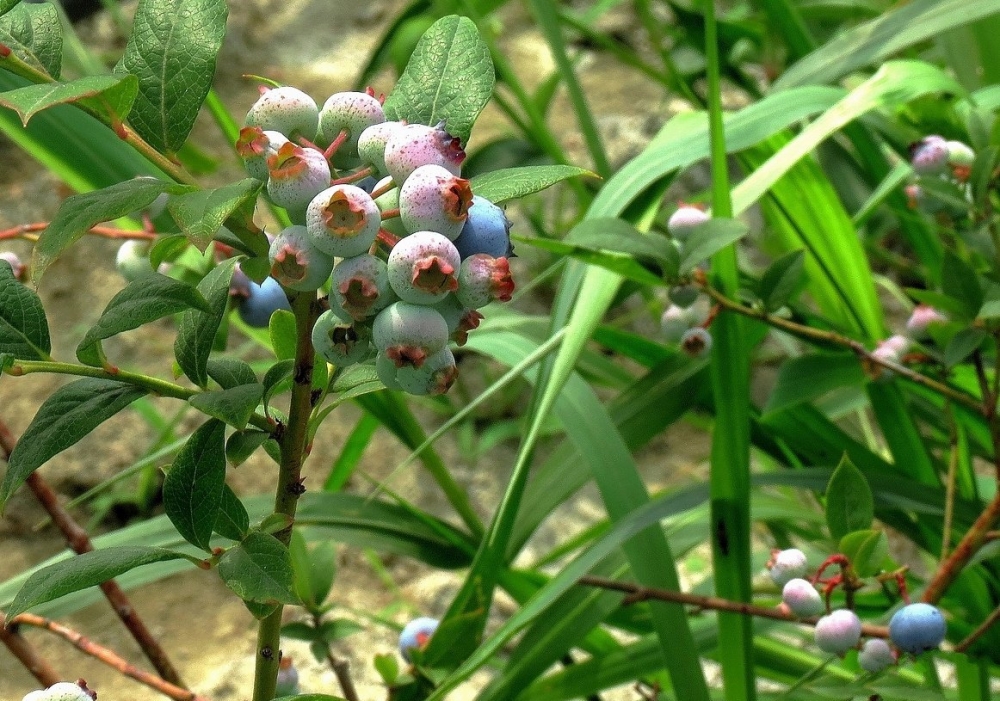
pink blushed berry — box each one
[305,184,381,258]
[872,334,911,365]
[387,230,461,305]
[383,123,465,185]
[768,548,808,587]
[398,164,473,240]
[910,135,949,175]
[667,205,709,241]
[905,305,947,338]
[329,254,395,321]
[814,609,862,655]
[266,142,332,221]
[236,126,289,182]
[781,578,824,618]
[455,254,515,309]
[1,251,27,281]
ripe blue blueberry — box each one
[305,184,381,258]
[768,548,808,587]
[387,230,461,305]
[311,310,372,367]
[236,276,291,328]
[399,164,473,240]
[680,327,712,358]
[329,254,395,321]
[858,638,895,673]
[317,91,386,168]
[245,86,319,141]
[383,123,465,185]
[781,578,824,618]
[814,609,862,655]
[266,142,332,222]
[667,205,709,241]
[373,301,449,368]
[454,196,513,259]
[269,225,334,291]
[236,126,289,182]
[455,254,515,309]
[888,603,946,655]
[399,616,439,662]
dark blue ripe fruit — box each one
[237,276,291,328]
[454,196,512,259]
[888,603,946,654]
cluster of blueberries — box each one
[769,548,947,672]
[231,86,514,396]
[660,205,714,357]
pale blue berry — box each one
[238,277,291,328]
[399,616,439,662]
[455,254,514,309]
[858,638,895,673]
[454,196,513,259]
[769,548,808,587]
[889,603,946,655]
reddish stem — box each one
[330,165,375,186]
[323,129,349,161]
[0,621,60,687]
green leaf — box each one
[515,236,665,287]
[941,251,983,320]
[469,165,596,204]
[0,74,138,125]
[0,0,22,16]
[269,309,296,361]
[758,250,806,312]
[189,383,264,430]
[217,531,298,605]
[839,529,888,578]
[319,618,364,643]
[678,218,749,274]
[225,429,270,466]
[944,328,987,368]
[214,484,249,541]
[0,259,50,359]
[206,356,257,389]
[763,354,866,416]
[31,177,191,282]
[825,455,874,540]
[289,531,336,610]
[382,15,494,144]
[374,653,400,685]
[775,0,1000,90]
[118,0,228,153]
[174,258,237,387]
[0,379,146,509]
[76,273,209,366]
[0,3,62,78]
[149,234,190,270]
[167,179,262,250]
[6,546,187,619]
[162,418,226,550]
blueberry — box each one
[115,240,155,282]
[329,254,395,321]
[910,135,949,175]
[237,276,291,328]
[383,123,465,185]
[266,143,332,222]
[245,86,319,141]
[781,578,824,618]
[398,616,439,662]
[454,196,513,259]
[858,638,895,673]
[680,327,712,358]
[668,284,700,309]
[376,352,404,391]
[387,231,461,305]
[0,251,27,281]
[358,120,409,176]
[235,126,289,182]
[30,682,96,701]
[317,91,386,169]
[396,347,458,395]
[269,225,335,291]
[373,301,449,368]
[455,254,514,309]
[768,548,808,587]
[399,164,473,240]
[946,140,975,169]
[814,609,862,655]
[311,310,372,367]
[373,176,406,238]
[305,184,381,258]
[667,205,709,241]
[871,334,911,365]
[905,305,947,339]
[661,304,691,344]
[435,294,483,346]
[275,656,301,696]
[888,603,946,655]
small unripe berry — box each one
[329,254,395,321]
[399,616,439,662]
[871,334,911,365]
[814,609,862,655]
[661,304,691,344]
[669,284,699,308]
[25,681,96,701]
[311,310,372,367]
[275,656,301,696]
[266,143,332,221]
[455,254,515,309]
[680,327,712,358]
[384,123,465,185]
[396,347,458,395]
[373,301,449,368]
[387,231,461,304]
[236,127,289,182]
[910,135,949,175]
[115,240,155,281]
[454,196,513,259]
[376,352,404,390]
[269,225,334,291]
[373,176,406,238]
[306,184,381,258]
[399,164,473,240]
[317,91,386,168]
[435,295,483,346]
[781,578,824,618]
[358,120,409,176]
[946,140,975,169]
[667,205,709,241]
[245,86,319,141]
[888,603,946,655]
[768,548,808,587]
[905,305,947,338]
[1,251,27,281]
[858,638,895,673]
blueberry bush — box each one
[2,1,1000,701]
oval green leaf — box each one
[162,418,226,550]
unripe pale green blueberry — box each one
[387,230,461,304]
[373,301,449,368]
[306,184,381,258]
[266,143,332,222]
[116,239,155,281]
[667,205,709,241]
[945,140,975,169]
[374,176,406,238]
[669,284,699,308]
[330,254,395,321]
[317,91,386,168]
[814,609,862,654]
[888,603,946,654]
[358,120,409,176]
[454,195,513,259]
[396,347,458,395]
[245,86,319,141]
[275,656,301,696]
[399,164,473,240]
[311,310,372,367]
[768,548,808,586]
[269,225,334,291]
[858,638,895,673]
[781,578,824,618]
[680,327,712,358]
[661,304,691,344]
[376,352,404,390]
[383,123,465,185]
[455,254,515,309]
[435,294,483,346]
[236,126,289,182]
[25,681,95,701]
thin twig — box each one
[0,222,156,243]
[4,614,209,701]
[577,575,889,638]
[0,619,61,687]
[325,651,360,701]
[922,491,1000,605]
[941,405,959,562]
[955,603,1000,653]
